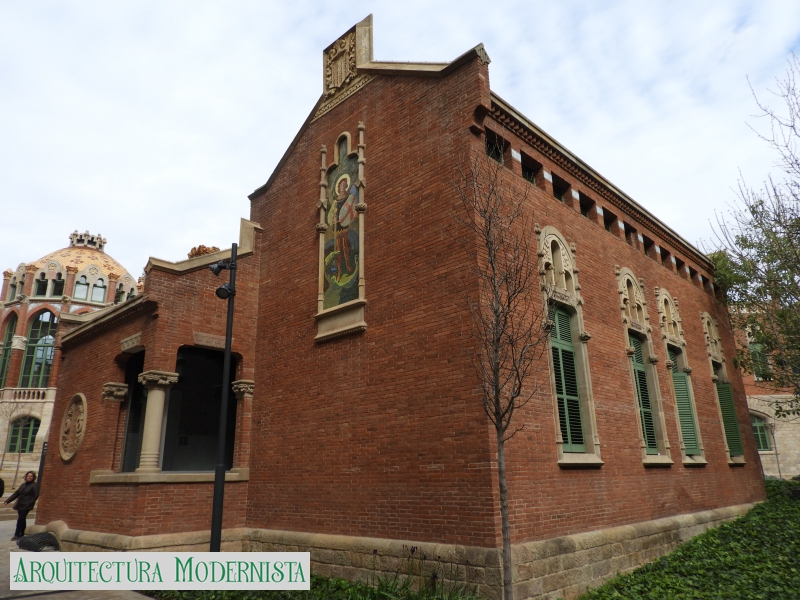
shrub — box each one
[579,479,800,599]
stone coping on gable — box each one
[30,502,756,600]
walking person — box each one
[5,471,38,541]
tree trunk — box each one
[12,445,21,489]
[497,428,513,600]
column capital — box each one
[232,380,255,399]
[11,336,27,351]
[102,382,128,402]
[65,266,79,274]
[137,370,179,389]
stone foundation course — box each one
[31,502,755,600]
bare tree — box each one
[711,53,800,418]
[453,145,553,600]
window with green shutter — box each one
[751,415,771,451]
[716,381,743,456]
[0,314,18,389]
[669,348,701,456]
[630,336,658,455]
[550,307,585,452]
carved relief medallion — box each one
[60,394,87,462]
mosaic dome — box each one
[27,231,134,280]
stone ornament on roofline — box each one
[102,382,128,402]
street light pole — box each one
[209,242,237,552]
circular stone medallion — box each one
[60,394,87,462]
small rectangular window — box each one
[579,194,595,218]
[642,235,655,258]
[660,248,671,268]
[552,174,570,202]
[8,284,16,301]
[750,343,772,381]
[520,152,542,185]
[688,266,699,286]
[485,131,509,164]
[675,257,686,277]
[603,209,618,233]
[34,278,47,297]
[51,278,64,297]
[623,222,637,247]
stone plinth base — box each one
[31,502,756,600]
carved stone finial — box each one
[138,370,179,388]
[625,346,636,356]
[355,202,368,213]
[579,331,592,342]
[102,382,128,402]
[665,359,674,369]
[316,223,329,233]
[649,355,659,364]
[683,366,693,374]
[534,223,541,235]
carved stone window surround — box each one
[537,225,602,466]
[616,267,672,465]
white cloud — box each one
[1,0,799,276]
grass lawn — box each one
[579,479,800,599]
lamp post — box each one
[208,243,237,552]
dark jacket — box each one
[6,481,38,512]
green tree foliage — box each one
[712,54,800,418]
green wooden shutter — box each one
[669,349,701,456]
[550,307,585,452]
[630,336,658,455]
[751,415,771,451]
[716,381,743,456]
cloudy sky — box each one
[2,1,799,277]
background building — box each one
[0,231,137,489]
[33,17,766,600]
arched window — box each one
[617,267,671,465]
[656,288,705,464]
[34,273,48,297]
[7,278,17,301]
[19,311,58,388]
[751,414,771,451]
[702,312,744,462]
[127,287,136,300]
[50,273,64,297]
[115,283,126,303]
[91,278,106,303]
[538,225,601,466]
[0,315,18,388]
[6,417,40,453]
[74,276,89,300]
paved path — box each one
[0,518,149,600]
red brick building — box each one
[0,231,138,489]
[34,16,765,599]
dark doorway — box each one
[120,351,146,472]
[161,346,237,472]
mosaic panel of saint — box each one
[323,137,360,309]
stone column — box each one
[22,265,36,297]
[1,270,11,302]
[64,266,78,301]
[231,380,254,468]
[135,370,179,473]
[5,335,27,389]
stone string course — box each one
[32,502,754,600]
